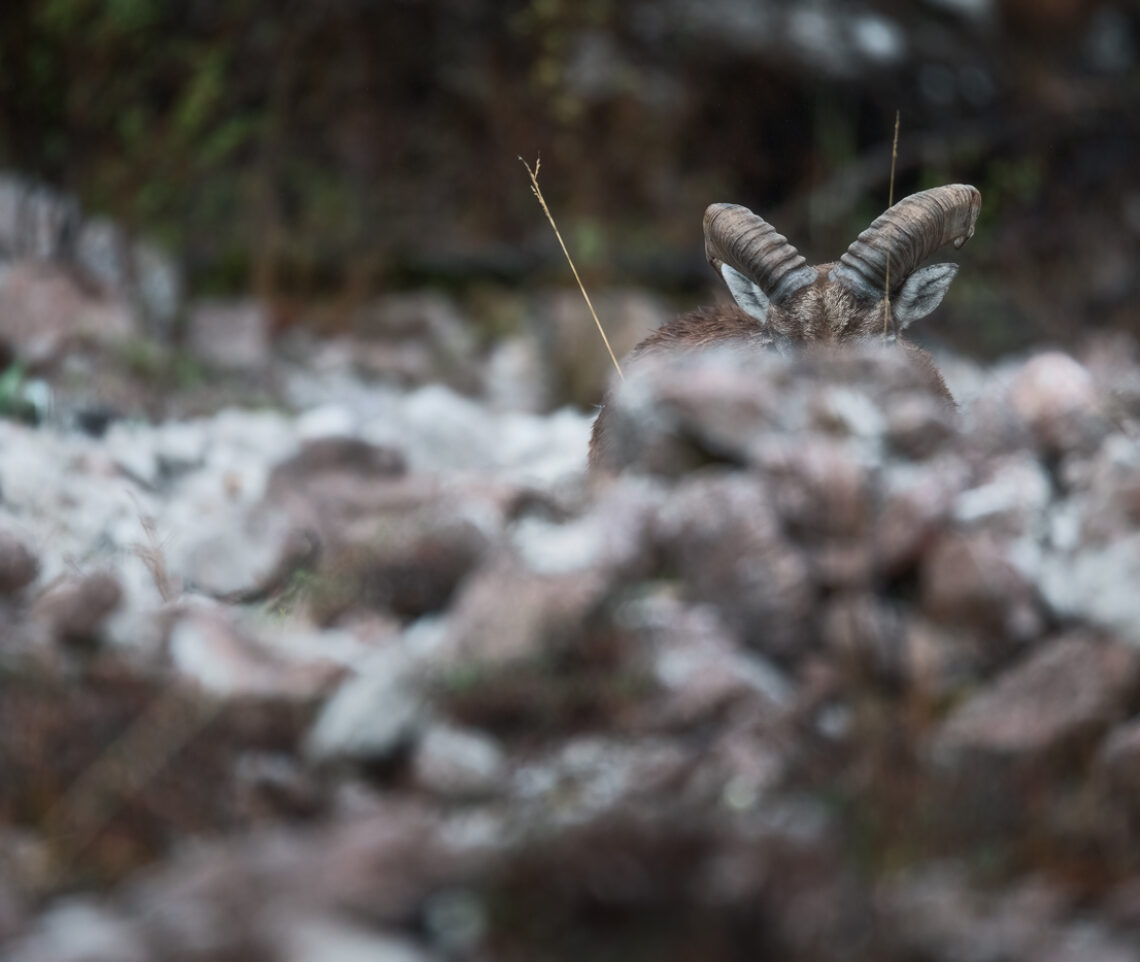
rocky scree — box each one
[2,336,1140,960]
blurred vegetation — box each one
[0,0,1138,353]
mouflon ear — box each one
[895,263,959,329]
[720,263,771,325]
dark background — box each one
[1,0,1138,358]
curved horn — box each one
[830,184,981,299]
[704,203,817,304]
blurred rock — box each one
[263,438,499,619]
[877,456,968,573]
[0,530,39,594]
[483,334,549,413]
[1009,351,1106,455]
[1038,534,1140,646]
[186,300,271,372]
[6,300,1140,961]
[920,530,1043,643]
[305,649,426,764]
[168,605,343,700]
[278,917,437,962]
[0,175,79,262]
[1096,714,1140,800]
[412,723,505,798]
[1073,436,1140,542]
[32,570,122,646]
[177,504,314,602]
[933,634,1140,765]
[509,736,691,825]
[884,392,957,458]
[657,473,813,660]
[75,219,182,337]
[352,293,479,392]
[7,899,148,962]
[626,593,795,727]
[543,289,668,408]
[439,558,609,667]
[0,261,136,366]
[879,866,1071,961]
[953,452,1051,534]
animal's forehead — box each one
[774,266,880,339]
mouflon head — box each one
[702,184,981,344]
[587,185,981,472]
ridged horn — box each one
[830,184,981,299]
[704,203,817,304]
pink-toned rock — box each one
[264,438,500,619]
[920,530,1042,642]
[884,393,957,459]
[0,260,136,366]
[628,594,794,728]
[877,458,968,574]
[186,299,271,371]
[656,474,813,660]
[352,291,480,392]
[0,530,39,594]
[879,866,1072,961]
[32,570,122,645]
[1096,714,1140,799]
[439,559,609,667]
[1009,352,1105,454]
[756,438,870,540]
[934,634,1140,763]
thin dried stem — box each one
[41,686,221,883]
[520,156,623,381]
[884,110,900,337]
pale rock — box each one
[305,649,426,763]
[7,900,148,962]
[169,604,342,700]
[278,915,437,962]
[175,503,312,601]
[1038,534,1140,645]
[187,299,271,371]
[297,404,360,441]
[413,723,506,798]
[1009,351,1105,454]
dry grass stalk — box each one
[131,510,181,603]
[42,685,221,882]
[883,110,900,337]
[520,156,623,381]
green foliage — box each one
[0,361,40,424]
[0,362,27,412]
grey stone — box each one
[7,900,149,962]
[186,300,271,371]
[1039,534,1140,645]
[413,723,505,798]
[305,649,426,763]
[168,604,343,700]
[277,916,436,962]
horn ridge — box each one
[831,184,981,299]
[704,203,816,304]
